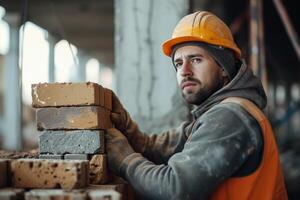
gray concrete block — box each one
[64,154,90,160]
[39,130,105,154]
[39,154,63,160]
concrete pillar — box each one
[115,0,190,133]
[2,13,22,150]
[47,34,58,83]
[76,50,89,82]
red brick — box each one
[36,106,112,130]
[10,159,88,190]
[32,82,102,107]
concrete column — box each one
[76,50,89,82]
[115,0,189,133]
[47,34,58,83]
[3,13,22,150]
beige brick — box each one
[10,159,88,190]
[0,188,25,200]
[36,106,112,130]
[32,82,102,107]
[0,150,38,159]
[25,189,87,200]
[0,159,9,188]
[89,190,121,200]
[104,88,112,111]
[89,155,109,184]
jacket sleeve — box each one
[124,115,191,164]
[141,121,191,164]
[119,103,263,200]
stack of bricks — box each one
[0,82,134,200]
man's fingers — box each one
[106,128,123,137]
[105,132,112,140]
[110,112,122,124]
[110,112,126,131]
[110,91,128,132]
[111,91,124,112]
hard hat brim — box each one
[162,36,241,58]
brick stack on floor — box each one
[0,82,134,200]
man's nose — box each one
[180,60,193,76]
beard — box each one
[181,76,224,105]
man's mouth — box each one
[181,81,198,89]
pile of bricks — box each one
[0,82,134,200]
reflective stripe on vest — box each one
[208,97,288,200]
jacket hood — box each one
[192,60,267,118]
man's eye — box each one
[191,58,202,64]
[175,62,182,69]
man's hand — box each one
[105,128,135,175]
[109,91,147,154]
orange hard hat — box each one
[162,11,241,58]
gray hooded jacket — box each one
[120,61,267,200]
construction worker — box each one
[105,11,288,200]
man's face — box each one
[174,45,225,105]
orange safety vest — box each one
[209,97,288,200]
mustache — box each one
[181,76,201,85]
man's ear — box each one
[221,69,228,77]
[221,69,230,85]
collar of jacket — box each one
[191,60,267,119]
